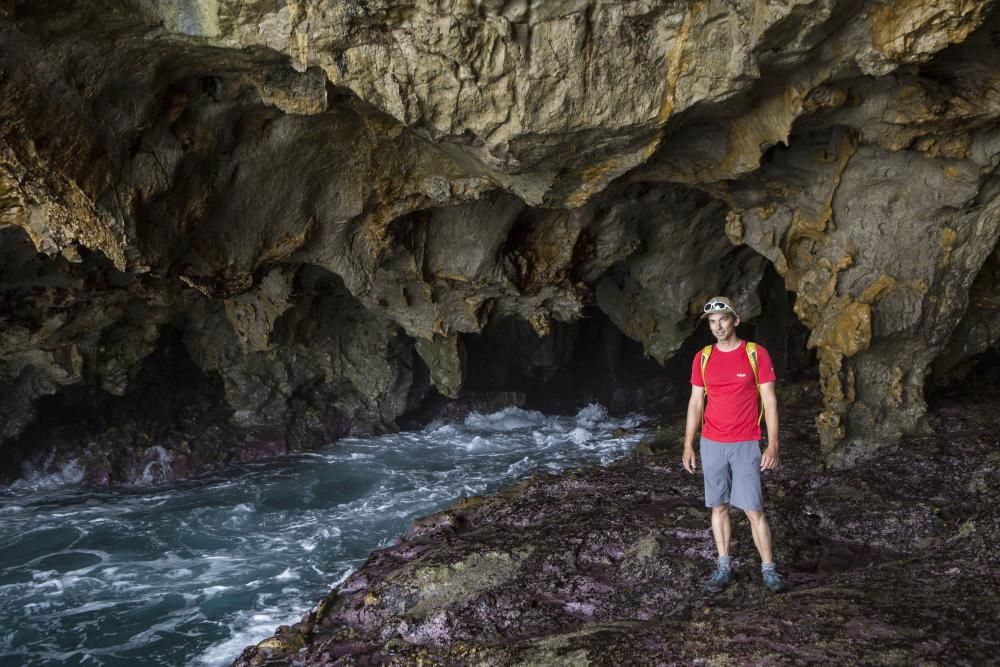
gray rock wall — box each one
[2,0,1000,479]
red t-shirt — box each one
[690,341,776,442]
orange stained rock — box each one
[935,226,959,269]
[822,301,873,359]
[724,210,744,245]
[858,275,897,304]
[656,1,702,126]
[891,366,906,405]
[871,0,990,61]
[566,152,650,209]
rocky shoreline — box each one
[235,386,1000,666]
[2,1,1000,660]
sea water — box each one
[0,405,650,666]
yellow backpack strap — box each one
[746,342,764,425]
[700,345,713,395]
[700,345,713,427]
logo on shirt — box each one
[736,373,747,377]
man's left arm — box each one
[760,381,779,470]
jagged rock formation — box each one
[3,0,1000,481]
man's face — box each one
[707,312,738,341]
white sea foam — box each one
[138,446,174,485]
[330,567,355,589]
[58,600,120,617]
[463,435,491,450]
[1,403,650,667]
[426,422,456,435]
[10,458,86,492]
[575,403,609,427]
[465,406,547,431]
[194,609,299,667]
[505,456,533,475]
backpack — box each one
[699,342,764,426]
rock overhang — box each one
[2,0,1000,479]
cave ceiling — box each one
[2,0,1000,462]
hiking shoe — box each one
[762,569,787,593]
[703,566,733,593]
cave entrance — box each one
[399,305,677,427]
[460,305,678,416]
[406,264,819,425]
[0,327,231,486]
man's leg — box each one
[704,504,734,592]
[745,508,785,592]
[744,509,773,564]
[711,504,732,557]
[701,438,735,592]
[731,441,786,592]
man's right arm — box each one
[682,385,705,473]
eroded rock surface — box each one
[3,0,1000,482]
[235,387,1000,665]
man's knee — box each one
[743,509,766,523]
[711,504,730,516]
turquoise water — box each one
[0,405,649,666]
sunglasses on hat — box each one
[703,300,733,313]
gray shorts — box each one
[700,437,763,511]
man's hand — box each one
[682,446,697,474]
[760,444,780,471]
[759,382,780,471]
[682,386,705,475]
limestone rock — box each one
[3,0,1000,475]
[934,245,1000,381]
[415,334,467,398]
[589,183,768,363]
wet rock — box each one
[236,388,1000,665]
[0,250,422,486]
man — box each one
[681,296,786,593]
